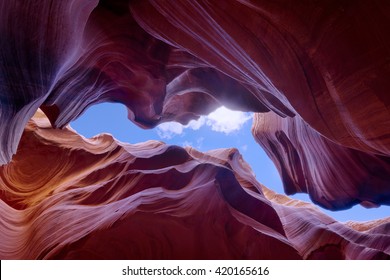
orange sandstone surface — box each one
[0,0,389,259]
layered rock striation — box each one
[252,112,390,210]
[0,0,389,259]
[0,111,389,259]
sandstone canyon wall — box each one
[0,0,389,259]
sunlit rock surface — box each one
[0,112,389,259]
[1,0,390,259]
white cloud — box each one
[182,140,193,147]
[156,122,184,139]
[205,107,252,134]
[196,137,204,149]
[186,117,205,130]
[156,106,253,139]
[197,137,204,145]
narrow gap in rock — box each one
[70,102,390,222]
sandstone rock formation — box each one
[0,111,389,259]
[0,0,389,259]
[252,112,390,210]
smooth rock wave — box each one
[1,0,389,259]
[0,111,389,259]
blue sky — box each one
[70,102,389,222]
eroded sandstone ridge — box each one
[0,0,389,259]
[0,111,389,259]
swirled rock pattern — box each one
[1,0,390,259]
[252,112,390,210]
[0,111,389,259]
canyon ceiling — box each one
[0,0,389,259]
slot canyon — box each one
[0,0,389,259]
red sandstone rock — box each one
[131,0,390,155]
[0,0,389,259]
[252,111,390,210]
[0,111,389,259]
[1,0,389,157]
